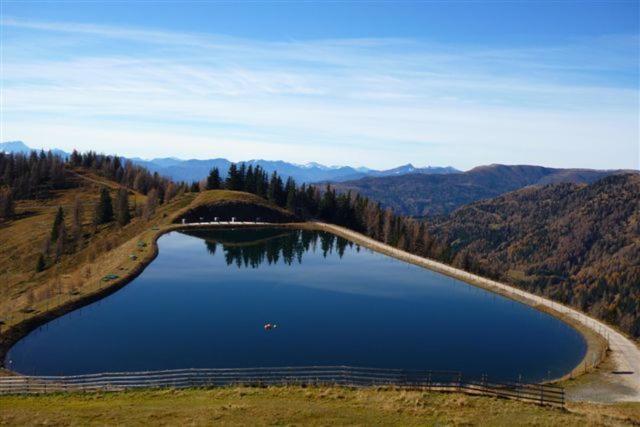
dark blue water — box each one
[7,228,586,382]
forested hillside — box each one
[2,151,638,339]
[428,174,640,338]
[0,149,189,287]
[0,149,176,204]
[332,164,627,217]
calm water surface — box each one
[7,228,586,381]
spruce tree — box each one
[244,165,255,193]
[225,164,242,190]
[255,167,267,197]
[116,188,131,226]
[319,185,336,220]
[267,172,278,204]
[0,188,14,219]
[94,187,114,225]
[285,178,297,212]
[206,168,221,190]
[51,206,64,242]
[238,163,247,189]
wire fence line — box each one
[0,366,564,406]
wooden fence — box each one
[0,366,564,406]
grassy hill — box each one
[174,190,296,223]
[331,164,630,217]
[0,170,299,360]
[0,167,195,356]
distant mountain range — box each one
[331,164,636,217]
[0,141,458,184]
[129,157,458,183]
[0,141,68,158]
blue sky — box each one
[1,1,638,169]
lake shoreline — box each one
[299,222,608,383]
[0,221,626,399]
[303,223,640,402]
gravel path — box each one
[312,222,640,403]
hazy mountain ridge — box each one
[428,173,640,337]
[331,164,634,217]
[0,141,458,184]
[0,141,68,158]
[133,158,458,183]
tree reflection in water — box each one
[180,228,353,268]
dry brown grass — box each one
[170,189,293,221]
[1,386,637,426]
[0,169,194,336]
[193,189,272,205]
[1,182,638,423]
[568,401,640,425]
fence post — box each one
[5,366,565,405]
[517,374,522,400]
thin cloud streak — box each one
[1,17,638,169]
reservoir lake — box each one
[7,228,586,382]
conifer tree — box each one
[226,163,242,190]
[206,167,221,190]
[238,163,247,190]
[244,165,255,193]
[267,172,285,206]
[285,178,297,212]
[319,185,336,220]
[116,188,131,226]
[255,166,267,197]
[0,187,14,220]
[94,187,114,225]
[51,206,64,241]
[35,253,46,272]
[286,188,296,212]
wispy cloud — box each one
[1,17,638,169]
